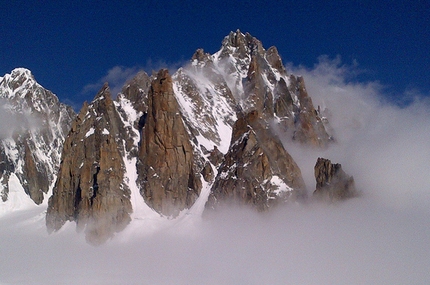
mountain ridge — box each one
[0,30,353,243]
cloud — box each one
[81,66,141,99]
[285,56,430,210]
[80,59,186,101]
[1,57,430,284]
[142,58,185,75]
[0,99,42,139]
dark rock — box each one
[207,146,224,167]
[289,77,332,147]
[313,157,357,201]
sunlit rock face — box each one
[47,84,132,244]
[313,157,357,201]
[137,69,201,217]
[0,68,75,205]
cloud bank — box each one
[1,57,430,284]
[287,56,430,210]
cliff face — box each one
[46,84,132,244]
[206,110,306,210]
[137,69,201,217]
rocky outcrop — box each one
[46,84,132,244]
[137,69,201,217]
[0,68,75,205]
[313,157,357,201]
[206,110,306,211]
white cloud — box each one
[0,99,42,139]
[80,60,186,101]
[286,56,430,210]
[81,66,141,98]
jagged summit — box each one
[221,30,265,58]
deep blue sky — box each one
[1,0,428,108]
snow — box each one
[271,175,293,196]
[172,68,236,154]
[0,173,39,217]
[102,128,109,135]
[85,127,95,137]
[115,95,160,223]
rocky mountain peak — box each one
[121,71,150,108]
[220,30,265,60]
[265,46,286,74]
[206,109,306,211]
[1,31,354,244]
[191,48,212,64]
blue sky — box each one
[1,0,428,108]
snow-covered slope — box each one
[0,68,75,215]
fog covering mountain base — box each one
[1,31,430,283]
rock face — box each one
[206,110,306,210]
[0,68,75,205]
[46,84,132,244]
[313,157,357,201]
[137,69,201,217]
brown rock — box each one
[313,157,357,201]
[206,110,306,211]
[22,140,48,204]
[137,69,201,217]
[288,76,332,147]
[46,84,132,244]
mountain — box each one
[1,30,341,243]
[0,68,75,214]
[45,30,334,242]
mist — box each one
[0,99,42,139]
[1,58,430,284]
